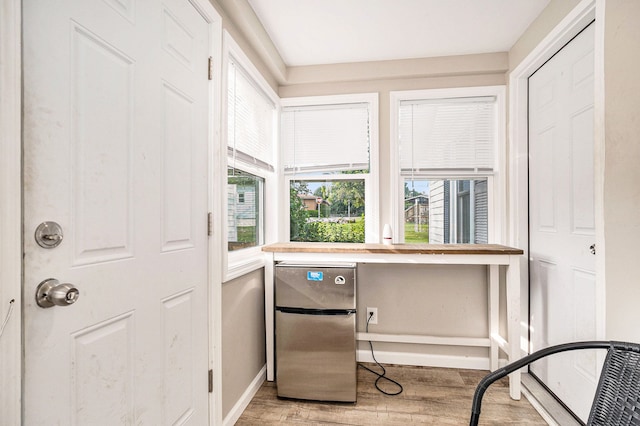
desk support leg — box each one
[264,253,275,381]
[488,265,499,372]
[506,255,522,399]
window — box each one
[223,32,278,279]
[228,168,263,251]
[391,87,505,244]
[281,94,379,243]
[413,178,488,244]
[289,177,366,243]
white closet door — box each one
[529,22,597,422]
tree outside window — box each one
[289,177,365,243]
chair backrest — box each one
[470,341,640,426]
[588,342,640,425]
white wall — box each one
[357,264,489,364]
[221,269,266,418]
[209,0,282,91]
[602,0,640,342]
[508,0,582,71]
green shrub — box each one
[293,217,364,243]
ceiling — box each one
[247,0,550,67]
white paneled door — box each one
[23,0,211,423]
[529,23,596,422]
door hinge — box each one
[208,369,213,393]
[207,212,212,236]
[208,57,213,81]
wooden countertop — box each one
[262,242,523,255]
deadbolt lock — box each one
[35,221,64,248]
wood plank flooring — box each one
[236,363,547,425]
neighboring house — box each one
[298,193,329,211]
[429,181,446,243]
[429,180,488,244]
[228,183,257,242]
[404,194,429,224]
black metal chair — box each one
[470,341,640,426]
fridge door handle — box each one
[275,307,356,316]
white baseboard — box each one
[357,349,490,370]
[522,383,560,426]
[521,373,580,426]
[222,364,266,426]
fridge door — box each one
[276,310,356,402]
[275,263,356,310]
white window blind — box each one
[227,58,275,171]
[398,96,496,175]
[281,103,370,174]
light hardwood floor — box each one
[236,363,547,425]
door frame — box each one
[0,0,22,424]
[190,0,224,423]
[508,0,605,357]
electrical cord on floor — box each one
[358,311,403,396]
[0,299,15,340]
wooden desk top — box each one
[262,242,523,256]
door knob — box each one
[590,244,596,255]
[36,278,80,308]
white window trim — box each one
[280,93,379,243]
[389,86,506,244]
[222,30,280,282]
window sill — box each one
[225,247,265,282]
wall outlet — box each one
[366,307,378,325]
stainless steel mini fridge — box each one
[275,262,357,402]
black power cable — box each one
[358,311,403,396]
